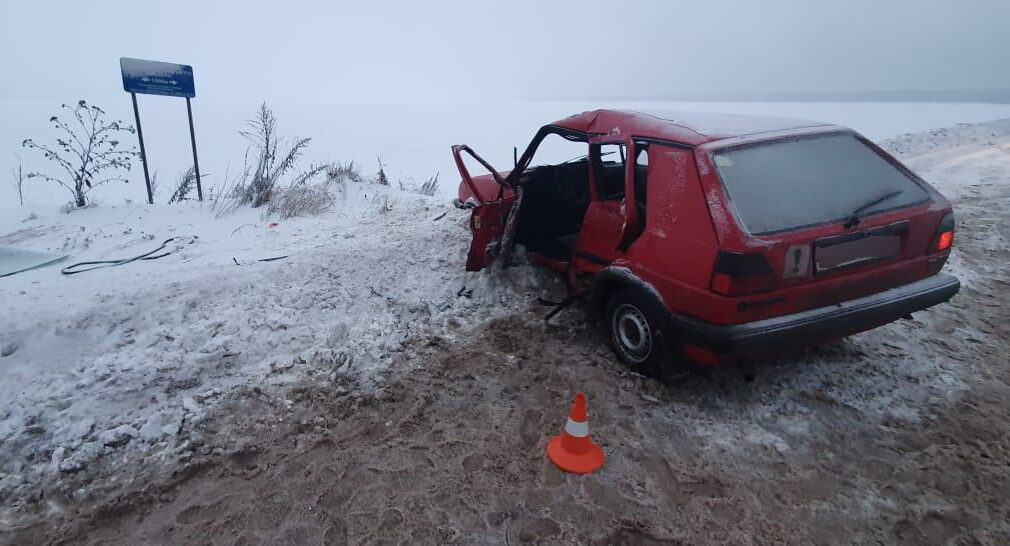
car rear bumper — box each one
[671,273,960,355]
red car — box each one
[452,110,959,375]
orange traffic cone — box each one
[546,392,605,474]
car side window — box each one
[593,143,626,200]
[634,145,648,221]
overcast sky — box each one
[2,0,1009,103]
[3,0,1010,206]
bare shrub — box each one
[327,161,364,184]
[236,103,311,207]
[266,161,363,219]
[267,182,335,219]
[419,172,440,196]
[396,172,441,196]
[211,164,246,218]
[149,171,160,200]
[369,155,438,197]
[60,200,97,214]
[375,156,389,186]
[267,163,334,219]
[21,100,137,208]
[289,163,330,187]
[11,154,25,206]
[169,166,198,204]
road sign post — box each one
[185,97,203,201]
[130,92,154,204]
[120,57,202,203]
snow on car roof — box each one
[551,109,838,145]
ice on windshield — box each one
[712,133,930,234]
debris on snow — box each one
[182,397,201,414]
[99,425,138,448]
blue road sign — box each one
[120,57,195,98]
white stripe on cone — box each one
[565,418,589,438]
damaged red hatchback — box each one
[452,110,959,375]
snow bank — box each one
[879,117,1010,158]
[0,179,560,512]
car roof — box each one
[549,109,841,146]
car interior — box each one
[512,138,647,262]
[513,159,592,260]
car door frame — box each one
[571,135,644,273]
[451,144,517,271]
[453,125,596,271]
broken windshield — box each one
[526,132,589,168]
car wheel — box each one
[605,288,672,377]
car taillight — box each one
[710,251,776,297]
[937,231,953,251]
[930,212,955,253]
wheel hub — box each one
[612,303,652,363]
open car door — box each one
[452,145,521,271]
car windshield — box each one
[711,133,930,234]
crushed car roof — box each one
[551,109,840,146]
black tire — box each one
[604,288,674,377]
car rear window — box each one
[711,133,930,235]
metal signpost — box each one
[119,57,202,204]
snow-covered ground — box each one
[0,178,562,515]
[1,108,1009,537]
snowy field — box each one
[1,106,1009,542]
